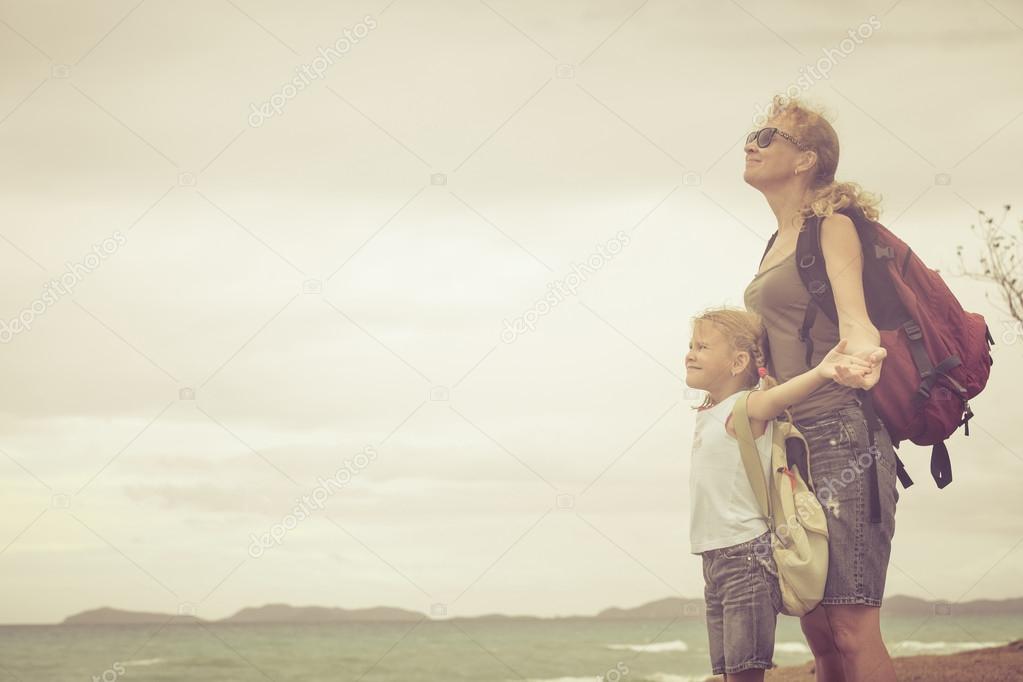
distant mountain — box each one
[59,604,424,626]
[596,595,1023,619]
[223,604,424,623]
[62,608,205,625]
[449,613,541,621]
[881,595,1023,617]
[53,595,1023,626]
[596,596,705,619]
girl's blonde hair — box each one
[763,94,883,228]
[690,307,777,410]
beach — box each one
[720,639,1023,681]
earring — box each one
[794,169,799,175]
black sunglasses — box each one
[746,127,809,150]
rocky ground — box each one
[705,640,1023,681]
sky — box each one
[1,0,1022,625]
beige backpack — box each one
[731,390,830,616]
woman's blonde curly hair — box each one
[689,307,778,411]
[763,94,883,229]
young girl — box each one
[684,307,873,680]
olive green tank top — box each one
[743,248,857,423]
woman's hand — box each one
[832,344,887,389]
[816,339,877,384]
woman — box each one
[741,95,899,682]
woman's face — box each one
[742,116,806,189]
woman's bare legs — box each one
[800,603,895,681]
[826,604,896,681]
[800,606,846,682]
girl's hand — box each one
[833,345,887,389]
[816,339,875,383]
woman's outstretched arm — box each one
[821,213,886,388]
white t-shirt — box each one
[689,390,774,554]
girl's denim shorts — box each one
[701,531,782,675]
[794,399,899,607]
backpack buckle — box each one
[875,244,895,260]
[904,320,923,340]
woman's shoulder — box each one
[818,211,863,248]
[820,211,857,233]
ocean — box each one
[0,616,1018,681]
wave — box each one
[122,658,164,666]
[516,676,703,682]
[607,640,688,653]
[891,640,1005,654]
[513,666,702,682]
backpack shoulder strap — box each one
[793,213,842,368]
[759,232,778,269]
[795,213,839,325]
[731,391,772,522]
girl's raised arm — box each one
[745,339,875,421]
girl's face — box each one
[684,321,745,391]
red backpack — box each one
[759,206,995,516]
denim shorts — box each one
[794,400,899,607]
[701,531,782,675]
